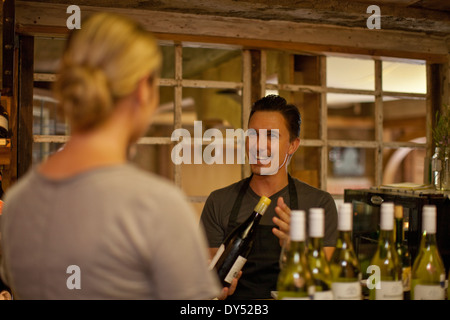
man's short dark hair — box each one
[249,95,301,141]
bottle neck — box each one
[394,218,404,245]
[336,230,353,249]
[241,212,262,238]
[309,237,324,251]
[378,230,394,250]
[289,239,307,253]
[420,231,438,249]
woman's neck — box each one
[38,116,131,179]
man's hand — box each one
[217,271,242,300]
[272,196,291,247]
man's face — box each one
[246,111,294,176]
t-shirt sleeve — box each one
[200,192,226,248]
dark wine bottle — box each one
[394,205,411,300]
[209,196,271,287]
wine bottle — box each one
[277,210,315,300]
[209,196,271,287]
[411,205,446,300]
[330,203,362,300]
[308,208,333,300]
[394,205,412,300]
[0,101,9,139]
[369,202,403,300]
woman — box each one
[0,13,220,299]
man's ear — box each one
[288,137,301,155]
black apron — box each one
[226,174,298,300]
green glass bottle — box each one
[394,205,412,300]
[308,208,333,300]
[277,210,315,300]
[411,205,446,300]
[330,203,362,300]
[369,202,403,300]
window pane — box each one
[281,91,321,140]
[182,46,242,82]
[131,144,174,180]
[382,60,426,93]
[181,87,241,130]
[148,86,175,137]
[160,43,175,79]
[327,93,375,141]
[290,146,321,189]
[382,144,426,186]
[327,147,375,195]
[327,56,374,90]
[266,51,321,87]
[382,97,426,143]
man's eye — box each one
[270,132,279,139]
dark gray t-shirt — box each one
[0,164,221,300]
[201,177,338,247]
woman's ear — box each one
[134,75,151,110]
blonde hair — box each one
[54,13,162,132]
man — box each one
[200,95,338,299]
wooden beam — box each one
[17,35,34,178]
[2,0,15,95]
[250,50,262,105]
[15,1,449,62]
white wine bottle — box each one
[277,210,315,300]
[308,208,333,300]
[411,205,446,300]
[369,202,403,300]
[330,203,362,300]
[394,205,411,300]
[209,196,271,287]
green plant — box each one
[432,107,450,149]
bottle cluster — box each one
[276,203,450,300]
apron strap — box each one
[288,174,298,209]
[226,175,252,234]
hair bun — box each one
[55,65,113,131]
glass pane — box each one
[34,37,65,74]
[182,46,242,82]
[382,60,426,93]
[327,93,375,141]
[181,87,241,130]
[290,146,321,189]
[278,90,320,140]
[327,147,375,195]
[147,86,175,137]
[131,144,174,180]
[266,51,321,86]
[32,142,65,164]
[382,97,426,143]
[382,145,426,186]
[327,56,374,90]
[159,43,175,79]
